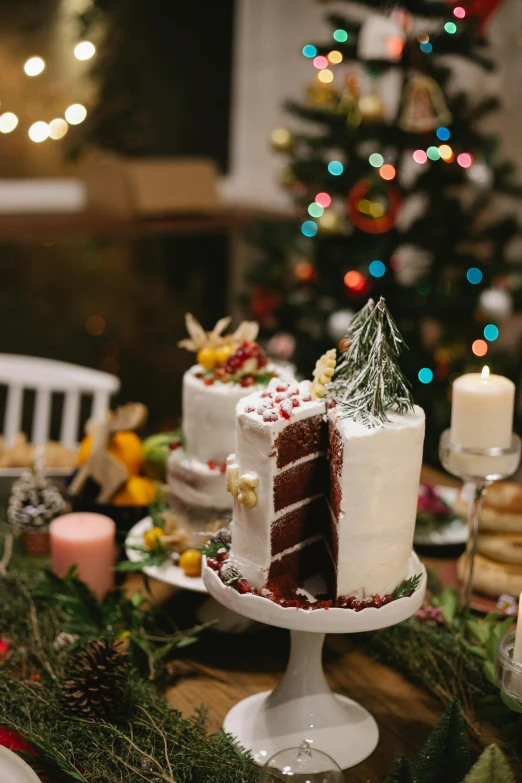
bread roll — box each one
[477,533,522,566]
[457,552,522,598]
[454,482,522,533]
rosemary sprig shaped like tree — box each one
[332,297,415,427]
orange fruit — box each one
[78,431,144,476]
[113,476,157,507]
[179,549,202,577]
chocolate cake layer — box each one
[273,457,328,513]
[268,537,336,596]
[271,496,330,556]
[328,418,343,522]
[275,414,326,469]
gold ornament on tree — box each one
[318,210,342,234]
[399,74,452,133]
[270,127,295,153]
[306,83,337,110]
[358,92,385,123]
[337,75,362,127]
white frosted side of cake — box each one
[230,380,325,590]
[329,405,425,599]
[167,449,231,509]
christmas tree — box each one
[463,745,515,783]
[413,698,471,783]
[247,0,522,462]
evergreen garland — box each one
[330,297,415,427]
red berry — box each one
[245,405,255,413]
[383,594,393,605]
[371,594,383,608]
[216,551,228,563]
[279,399,293,419]
[302,394,312,402]
[364,597,375,608]
[276,385,288,393]
[207,558,219,571]
[168,441,181,450]
[195,372,203,379]
[352,600,362,612]
[261,392,272,398]
[208,460,216,470]
[291,398,300,408]
[240,376,255,387]
[236,578,251,594]
[219,464,227,474]
[204,378,214,386]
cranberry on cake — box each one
[224,298,425,606]
[168,314,293,513]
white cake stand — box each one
[203,552,426,770]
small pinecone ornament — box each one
[8,461,66,555]
[221,562,242,585]
[211,527,231,548]
[62,639,129,719]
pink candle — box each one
[50,513,116,599]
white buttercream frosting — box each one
[167,448,231,509]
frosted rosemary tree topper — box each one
[333,297,414,427]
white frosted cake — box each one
[168,314,292,511]
[222,298,426,605]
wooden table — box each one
[126,466,467,782]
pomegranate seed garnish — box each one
[195,372,203,378]
[207,558,219,571]
[245,405,255,413]
[216,551,228,563]
[279,399,293,420]
[219,464,227,474]
[168,441,181,450]
[236,579,251,594]
[302,394,312,402]
[291,398,300,408]
[203,378,214,386]
[371,594,383,608]
[383,594,393,605]
[352,600,362,612]
[263,409,278,422]
[276,385,288,393]
[208,460,216,470]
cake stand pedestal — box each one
[203,552,426,770]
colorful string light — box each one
[413,150,428,164]
[466,267,482,284]
[379,164,396,180]
[344,271,366,292]
[308,203,324,218]
[328,161,344,176]
[318,69,334,84]
[484,324,499,341]
[439,144,454,162]
[444,22,457,34]
[457,153,473,168]
[302,45,317,58]
[328,50,343,64]
[420,42,433,53]
[333,29,348,43]
[369,153,384,168]
[472,339,488,357]
[418,368,434,384]
[436,127,451,141]
[301,220,318,237]
[454,6,466,18]
[427,146,440,161]
[0,113,18,133]
[295,262,315,281]
[369,260,386,278]
[24,56,45,76]
[313,56,328,70]
[417,33,429,44]
[315,192,331,208]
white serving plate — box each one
[125,517,206,593]
[0,746,42,783]
[414,485,467,546]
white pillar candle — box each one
[514,592,522,664]
[450,366,515,450]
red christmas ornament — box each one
[346,178,402,234]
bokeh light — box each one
[420,42,433,53]
[74,41,95,60]
[466,267,483,284]
[24,56,45,76]
[344,270,366,291]
[436,127,451,141]
[328,160,344,176]
[308,202,324,218]
[444,22,457,34]
[457,153,473,168]
[468,163,487,183]
[369,153,384,168]
[65,104,87,125]
[454,6,466,18]
[28,121,49,143]
[0,113,18,133]
[439,144,454,162]
[318,69,334,84]
[484,324,499,341]
[379,164,396,180]
[418,368,434,384]
[49,118,68,140]
[302,45,317,58]
[295,262,315,281]
[472,339,488,357]
[417,33,429,43]
[301,220,318,237]
[369,202,385,218]
[315,192,331,208]
[413,149,428,164]
[85,315,106,336]
[313,56,329,70]
[427,146,441,161]
[369,260,386,278]
[328,50,343,64]
[333,29,348,43]
[358,199,371,215]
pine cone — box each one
[62,639,129,719]
[220,562,242,585]
[210,527,231,548]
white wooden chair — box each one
[0,354,120,448]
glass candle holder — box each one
[439,430,521,611]
[495,632,522,704]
